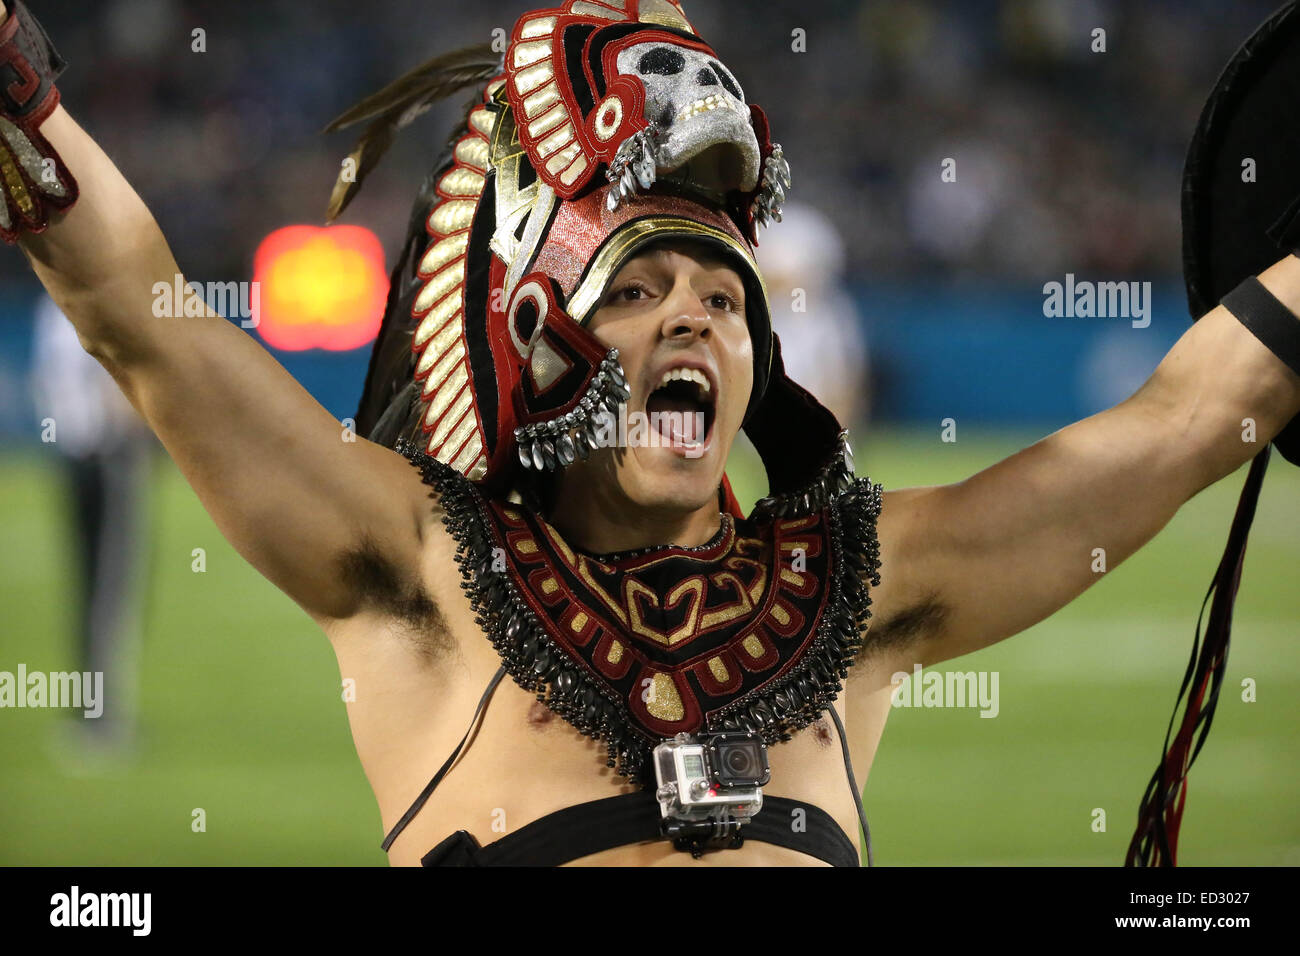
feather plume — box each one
[323,43,502,222]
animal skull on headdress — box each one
[608,41,758,193]
[505,0,791,234]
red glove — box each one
[0,0,78,243]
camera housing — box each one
[653,730,770,840]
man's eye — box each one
[608,283,649,304]
[708,292,740,312]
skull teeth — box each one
[675,93,741,123]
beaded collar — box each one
[397,439,883,786]
[572,513,734,564]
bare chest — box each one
[332,602,894,866]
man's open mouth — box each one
[645,366,716,451]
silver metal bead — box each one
[635,152,656,190]
[557,433,576,466]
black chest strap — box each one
[421,790,858,866]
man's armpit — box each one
[337,536,452,662]
[855,592,950,667]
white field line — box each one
[946,617,1300,681]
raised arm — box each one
[867,255,1300,671]
[4,2,434,627]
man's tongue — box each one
[647,392,704,445]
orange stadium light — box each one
[251,225,389,351]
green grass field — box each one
[1,426,1296,865]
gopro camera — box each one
[653,731,770,853]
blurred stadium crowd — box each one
[0,0,1280,289]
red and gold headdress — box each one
[330,0,842,507]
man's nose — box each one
[659,286,711,342]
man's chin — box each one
[620,444,725,513]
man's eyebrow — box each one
[706,265,746,294]
[647,245,733,271]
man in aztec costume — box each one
[5,0,1300,866]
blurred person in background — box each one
[31,294,154,764]
[754,201,871,428]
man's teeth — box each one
[656,367,711,394]
[675,94,740,123]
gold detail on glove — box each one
[0,115,76,240]
[0,145,34,218]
